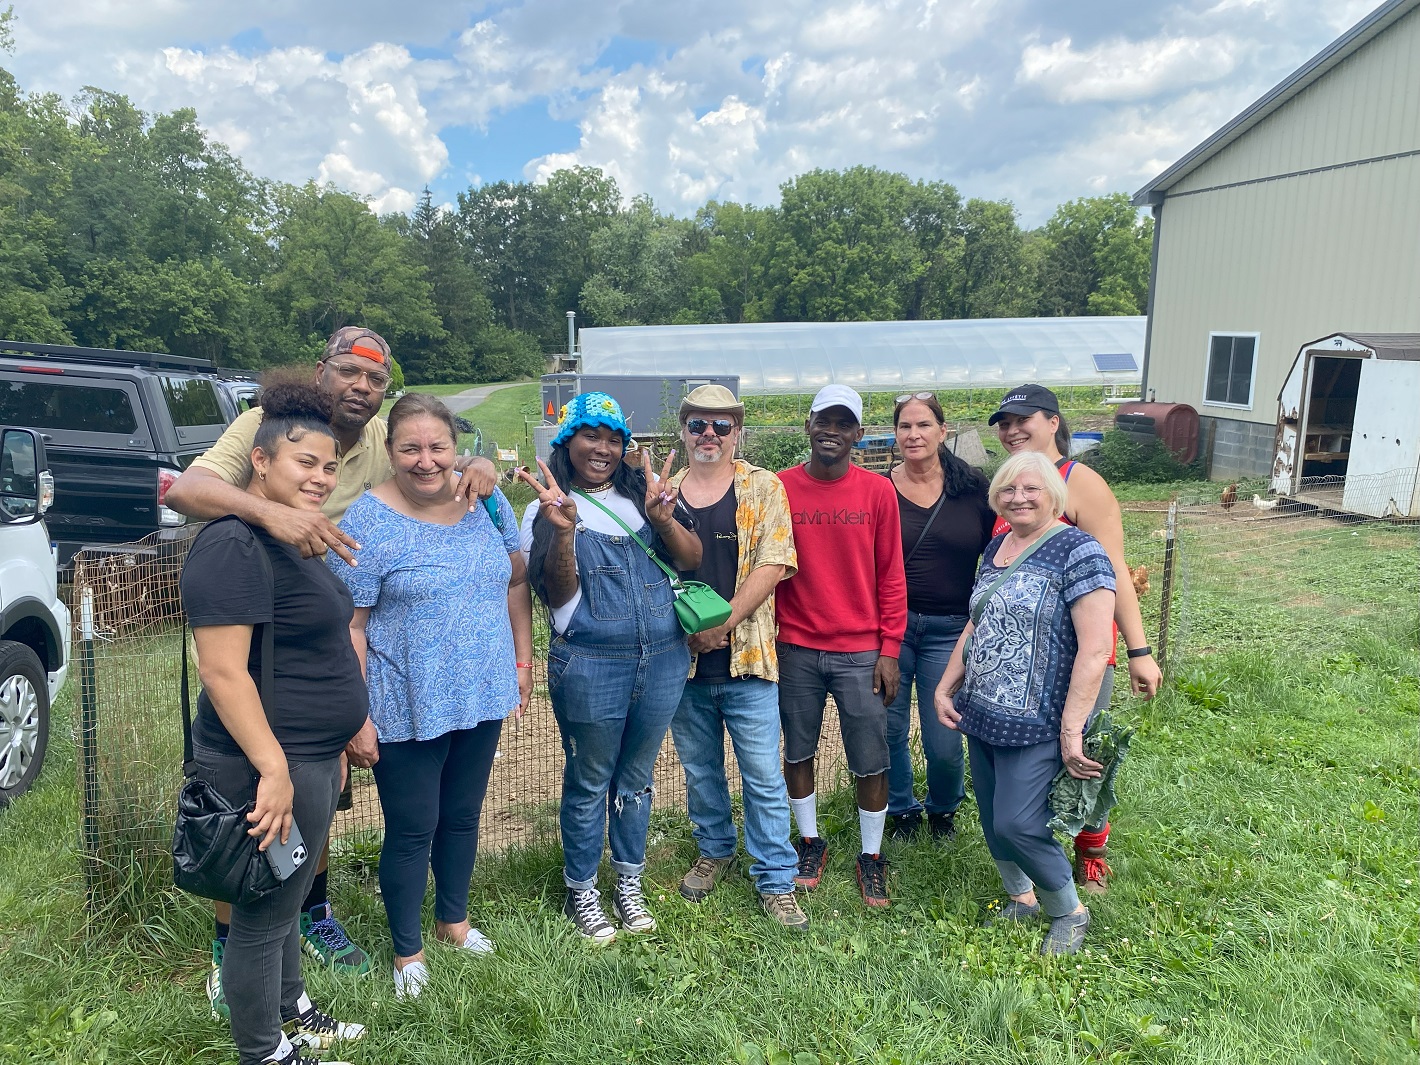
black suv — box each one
[0,341,236,571]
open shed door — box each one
[1343,359,1420,518]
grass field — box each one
[1,489,1415,1064]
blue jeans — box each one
[671,678,798,896]
[885,611,968,818]
[550,638,688,888]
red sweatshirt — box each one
[776,463,907,657]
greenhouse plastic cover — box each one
[578,316,1146,393]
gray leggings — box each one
[192,747,341,1065]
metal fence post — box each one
[77,584,100,908]
[1157,500,1179,675]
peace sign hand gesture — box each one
[516,459,579,531]
[642,447,680,531]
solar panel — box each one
[1092,352,1138,372]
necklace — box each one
[578,479,613,493]
[996,530,1043,565]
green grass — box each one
[1,488,1416,1064]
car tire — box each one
[0,641,50,806]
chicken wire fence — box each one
[70,474,1418,914]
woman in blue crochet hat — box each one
[516,392,701,944]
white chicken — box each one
[1252,494,1278,511]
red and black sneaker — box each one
[856,852,890,909]
[793,836,829,890]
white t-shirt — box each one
[519,486,650,633]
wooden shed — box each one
[1270,332,1420,517]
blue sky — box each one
[6,0,1383,223]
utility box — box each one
[538,374,741,434]
[1114,402,1199,464]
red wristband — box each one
[516,662,534,669]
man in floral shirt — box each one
[667,385,806,930]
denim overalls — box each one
[547,521,690,889]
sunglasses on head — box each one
[686,418,736,437]
[895,391,936,404]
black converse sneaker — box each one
[612,874,657,933]
[281,994,366,1050]
[564,887,617,945]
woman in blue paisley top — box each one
[933,450,1115,957]
[329,394,533,999]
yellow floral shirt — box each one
[672,460,797,682]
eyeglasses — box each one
[895,391,936,404]
[323,360,391,391]
[997,485,1046,500]
[685,418,736,437]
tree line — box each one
[0,46,1151,384]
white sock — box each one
[859,807,887,857]
[789,792,819,840]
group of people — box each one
[170,327,1159,1065]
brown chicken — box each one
[1220,482,1239,511]
[1128,564,1150,597]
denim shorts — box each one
[777,642,889,778]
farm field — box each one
[0,488,1415,1064]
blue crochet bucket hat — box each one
[551,391,630,452]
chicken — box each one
[1220,483,1238,511]
[1128,564,1150,597]
[1252,494,1278,511]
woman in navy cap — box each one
[988,384,1162,895]
[517,393,701,943]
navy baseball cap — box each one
[988,384,1061,426]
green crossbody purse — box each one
[573,489,734,635]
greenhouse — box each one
[577,316,1147,394]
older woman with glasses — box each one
[934,450,1115,956]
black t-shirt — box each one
[684,483,738,683]
[897,484,997,617]
[180,517,369,759]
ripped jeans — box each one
[549,634,690,889]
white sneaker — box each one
[457,927,495,955]
[393,959,430,1000]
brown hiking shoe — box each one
[759,892,810,932]
[1074,845,1111,896]
[679,855,736,902]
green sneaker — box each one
[300,904,371,974]
[207,938,228,1021]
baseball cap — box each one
[988,384,1060,426]
[809,384,863,424]
[324,326,392,368]
[678,383,744,423]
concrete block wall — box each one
[1201,416,1275,480]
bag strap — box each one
[571,489,685,589]
[970,523,1067,629]
[181,523,277,771]
[902,487,948,566]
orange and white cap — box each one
[324,326,391,368]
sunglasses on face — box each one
[895,391,936,404]
[324,360,391,391]
[686,418,736,437]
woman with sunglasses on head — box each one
[883,393,996,844]
[988,384,1162,895]
[517,393,701,944]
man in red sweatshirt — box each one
[776,384,907,908]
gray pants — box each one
[966,736,1081,918]
[192,747,342,1065]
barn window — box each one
[1204,333,1257,408]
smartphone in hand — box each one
[264,820,308,882]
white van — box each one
[0,426,71,804]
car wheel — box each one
[0,641,50,806]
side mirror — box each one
[0,427,51,524]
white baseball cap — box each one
[809,384,863,423]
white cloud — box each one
[1017,33,1241,103]
[0,0,1378,223]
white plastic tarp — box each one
[577,317,1146,393]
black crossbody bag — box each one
[171,530,283,904]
